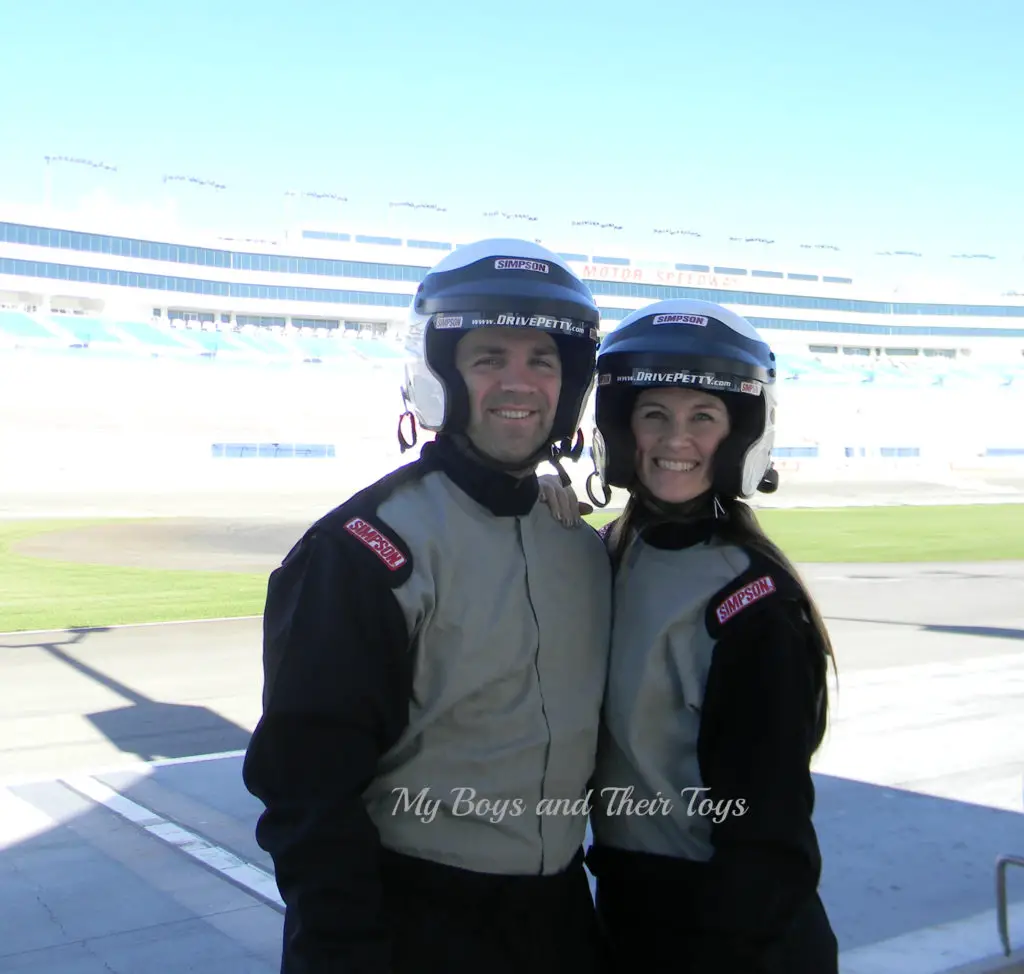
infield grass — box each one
[0,520,268,634]
[584,503,1024,562]
[1,505,1021,633]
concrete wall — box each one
[2,349,1022,499]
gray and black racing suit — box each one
[242,434,612,973]
[587,517,838,974]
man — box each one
[242,239,612,973]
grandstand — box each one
[2,202,1023,494]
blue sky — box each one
[1,0,1022,276]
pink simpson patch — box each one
[344,518,407,570]
[715,575,776,624]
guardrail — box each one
[997,854,1024,957]
[211,442,336,458]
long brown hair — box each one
[607,489,837,752]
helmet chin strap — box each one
[632,478,727,524]
[447,433,555,479]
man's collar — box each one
[420,435,540,517]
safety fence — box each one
[211,442,336,458]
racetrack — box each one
[3,462,1024,521]
[4,556,1023,796]
[13,518,308,573]
[1,493,1023,973]
[3,490,1024,787]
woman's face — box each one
[630,387,732,503]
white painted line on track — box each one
[838,902,1024,973]
[138,749,249,769]
[5,760,1022,971]
[61,772,284,910]
[64,773,164,826]
[0,616,261,638]
[0,787,59,847]
[815,575,910,583]
[0,748,247,788]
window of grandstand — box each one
[773,446,820,458]
[5,255,1024,336]
[745,315,1024,338]
[843,346,872,355]
[342,320,388,335]
[292,318,340,329]
[0,258,420,309]
[593,256,631,266]
[2,222,1016,319]
[714,267,747,275]
[407,240,453,251]
[809,344,839,354]
[236,315,287,327]
[0,223,429,282]
[355,235,402,246]
[302,230,352,242]
[247,285,410,307]
[880,447,921,457]
[558,253,588,262]
[597,308,633,321]
[583,278,1024,318]
[886,348,920,356]
[752,270,784,279]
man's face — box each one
[454,327,562,468]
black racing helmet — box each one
[592,298,779,499]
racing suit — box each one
[242,434,612,973]
[587,517,838,973]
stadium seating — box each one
[2,308,1021,495]
[3,310,1022,388]
[0,311,404,362]
[48,315,123,345]
[0,310,57,340]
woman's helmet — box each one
[400,239,602,466]
[589,298,779,501]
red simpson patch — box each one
[344,518,407,571]
[715,575,776,624]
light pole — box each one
[481,209,540,243]
[388,200,446,237]
[43,154,118,211]
[285,190,348,233]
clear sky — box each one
[1,0,1021,280]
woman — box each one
[542,298,838,973]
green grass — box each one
[584,503,1024,563]
[1,505,1022,633]
[0,520,269,634]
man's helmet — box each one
[590,298,778,500]
[400,239,602,463]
